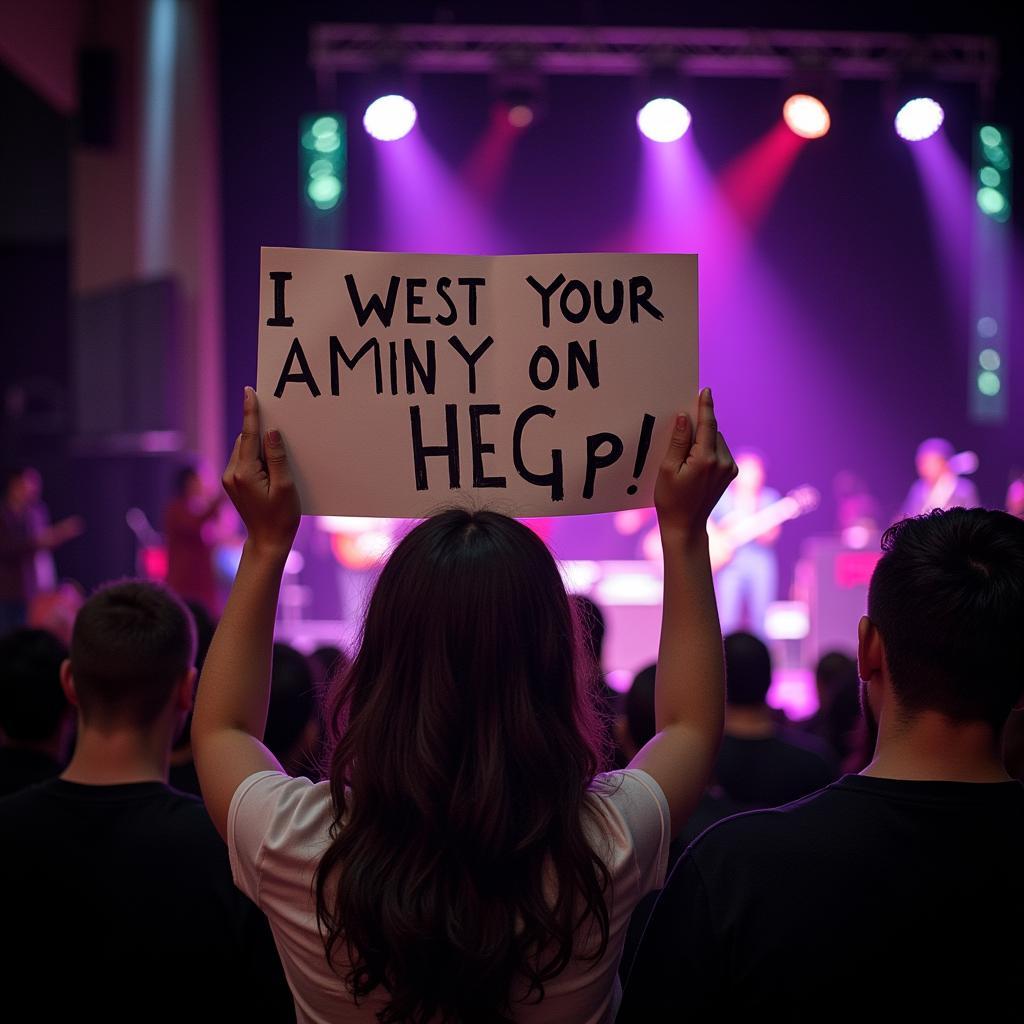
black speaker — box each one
[78,47,118,148]
[72,277,185,440]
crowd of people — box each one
[1,387,1022,1022]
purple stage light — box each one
[363,95,417,142]
[636,98,692,143]
[894,98,944,142]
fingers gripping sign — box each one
[222,387,302,556]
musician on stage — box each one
[898,438,979,520]
[0,466,84,635]
[164,465,225,616]
[710,449,780,637]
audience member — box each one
[168,598,217,796]
[266,642,321,779]
[617,663,745,845]
[714,632,837,807]
[573,593,621,766]
[620,508,1024,1018]
[0,466,83,634]
[615,663,744,985]
[0,580,293,1021]
[800,650,862,763]
[309,642,348,688]
[164,464,224,616]
[191,386,735,1022]
[0,628,70,796]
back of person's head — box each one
[867,508,1024,728]
[171,600,217,755]
[572,594,606,670]
[70,580,196,728]
[625,664,657,750]
[309,643,348,686]
[183,599,215,673]
[815,651,856,700]
[317,508,610,1023]
[265,643,316,767]
[724,632,773,707]
[0,629,68,743]
[813,651,860,758]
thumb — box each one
[664,412,693,466]
[264,429,293,490]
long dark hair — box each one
[315,509,611,1023]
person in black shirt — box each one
[0,627,69,796]
[0,580,293,1023]
[715,631,837,807]
[619,508,1024,1019]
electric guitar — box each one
[634,485,820,569]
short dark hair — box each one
[724,632,773,706]
[70,580,196,727]
[0,629,68,742]
[309,644,349,685]
[815,651,858,700]
[265,643,316,762]
[625,663,657,749]
[868,508,1024,727]
[183,599,216,673]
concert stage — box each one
[275,556,831,720]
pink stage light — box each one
[895,98,944,142]
[636,98,692,143]
[363,95,417,142]
[782,94,831,139]
[507,103,534,128]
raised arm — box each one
[627,388,736,836]
[192,387,301,840]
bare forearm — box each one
[193,541,287,741]
[655,530,725,737]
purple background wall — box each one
[218,3,1023,591]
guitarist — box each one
[710,449,780,637]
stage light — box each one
[968,123,1011,421]
[363,95,417,142]
[894,98,944,142]
[307,174,342,208]
[507,103,534,129]
[492,69,546,131]
[977,370,1001,397]
[976,123,1011,223]
[979,348,1000,371]
[300,112,346,213]
[782,94,830,139]
[977,316,998,339]
[637,98,692,143]
[977,187,1006,217]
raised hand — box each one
[222,387,301,557]
[654,387,737,547]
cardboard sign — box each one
[256,248,697,518]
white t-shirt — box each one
[228,768,670,1024]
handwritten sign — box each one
[256,248,697,517]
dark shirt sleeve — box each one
[617,850,723,1021]
[232,890,297,1022]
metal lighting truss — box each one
[310,24,997,93]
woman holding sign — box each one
[192,386,735,1023]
